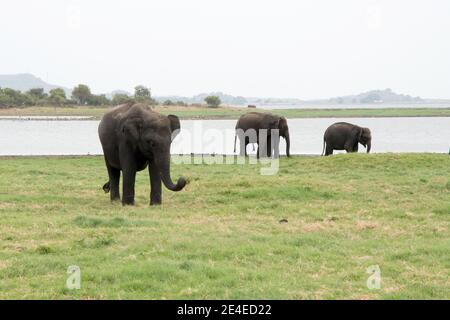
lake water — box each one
[0,117,449,156]
[257,103,450,110]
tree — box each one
[0,88,30,107]
[204,95,221,108]
[112,93,133,105]
[163,100,175,106]
[48,88,67,107]
[134,85,152,104]
[27,88,46,99]
[87,94,111,106]
[0,88,16,108]
[26,88,47,105]
[72,84,92,105]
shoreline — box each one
[0,106,449,120]
[0,115,450,123]
[0,152,448,159]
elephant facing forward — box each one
[234,112,290,157]
[322,122,372,156]
[98,103,186,206]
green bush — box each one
[204,95,221,108]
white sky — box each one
[1,0,449,99]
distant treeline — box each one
[0,84,156,108]
[0,84,223,108]
[0,84,210,108]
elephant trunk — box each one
[158,152,186,191]
[366,140,371,153]
[285,132,291,157]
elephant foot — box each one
[122,197,135,206]
[150,195,162,205]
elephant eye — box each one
[147,139,155,147]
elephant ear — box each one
[357,127,363,140]
[266,115,280,130]
[350,126,363,143]
[168,114,181,140]
[121,117,143,142]
[278,117,288,130]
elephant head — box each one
[121,112,186,191]
[358,127,372,153]
[267,115,291,157]
[278,116,290,157]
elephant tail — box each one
[321,138,326,156]
[233,133,237,153]
[102,181,111,193]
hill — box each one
[325,88,423,105]
[0,73,71,96]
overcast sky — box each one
[1,0,449,99]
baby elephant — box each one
[322,122,372,156]
[98,103,186,206]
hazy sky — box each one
[1,0,449,99]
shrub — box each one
[204,95,221,108]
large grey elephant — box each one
[234,112,290,157]
[98,103,186,205]
[322,122,372,156]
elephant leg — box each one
[325,145,333,156]
[272,136,280,158]
[256,138,261,159]
[266,135,272,157]
[344,141,354,153]
[106,161,120,201]
[149,162,162,205]
[257,137,266,158]
[122,168,136,205]
[243,137,249,156]
[239,137,246,157]
[345,143,358,153]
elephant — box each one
[322,122,372,156]
[98,103,186,206]
[234,112,290,157]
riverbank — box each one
[0,154,448,299]
[1,105,450,120]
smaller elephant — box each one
[234,112,290,157]
[322,122,371,156]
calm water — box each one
[257,103,450,110]
[0,117,449,155]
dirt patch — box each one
[0,203,16,209]
[356,221,378,230]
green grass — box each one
[0,154,449,299]
[1,105,450,120]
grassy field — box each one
[0,154,449,299]
[1,105,450,120]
